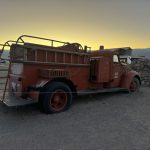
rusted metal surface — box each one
[0,35,140,107]
[20,64,90,91]
[90,56,111,83]
[40,69,69,79]
[120,70,140,89]
[50,90,68,112]
[10,44,90,64]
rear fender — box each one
[28,80,49,101]
[120,71,141,89]
[37,77,77,98]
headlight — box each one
[11,63,23,75]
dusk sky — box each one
[0,0,150,49]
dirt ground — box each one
[0,86,150,150]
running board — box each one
[78,88,128,96]
[1,93,35,107]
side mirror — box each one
[127,57,131,64]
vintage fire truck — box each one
[0,35,141,113]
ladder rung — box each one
[0,69,8,71]
[0,77,7,79]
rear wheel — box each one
[39,82,72,114]
[129,77,140,92]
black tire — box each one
[129,77,140,92]
[39,82,72,114]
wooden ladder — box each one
[0,42,12,102]
[0,62,10,102]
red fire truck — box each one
[0,35,141,113]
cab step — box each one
[78,88,127,96]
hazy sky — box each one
[0,0,150,49]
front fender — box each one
[120,71,141,89]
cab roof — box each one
[90,50,118,56]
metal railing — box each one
[16,35,69,47]
[15,35,91,50]
[0,40,24,60]
[0,35,91,101]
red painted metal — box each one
[120,71,140,89]
[0,35,140,105]
[50,90,67,111]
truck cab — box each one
[90,50,140,90]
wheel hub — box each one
[130,81,138,92]
[50,90,67,111]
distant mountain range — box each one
[1,48,150,59]
[132,48,150,58]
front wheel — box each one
[39,82,72,114]
[129,77,140,92]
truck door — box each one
[90,56,111,83]
[111,55,123,87]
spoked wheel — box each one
[40,82,72,114]
[129,78,140,92]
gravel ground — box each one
[0,86,150,150]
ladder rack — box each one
[0,35,91,102]
[16,35,70,48]
[15,35,91,51]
